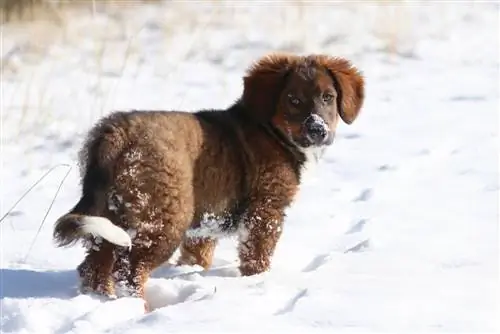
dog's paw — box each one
[239,261,270,277]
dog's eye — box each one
[322,93,334,103]
[288,94,301,106]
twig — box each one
[23,164,73,263]
[0,163,72,229]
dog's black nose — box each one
[304,115,328,145]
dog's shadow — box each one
[0,268,79,299]
[1,260,239,301]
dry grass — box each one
[0,0,163,22]
[2,0,417,142]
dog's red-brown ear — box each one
[315,56,364,124]
[241,53,295,122]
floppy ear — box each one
[314,55,364,124]
[241,53,296,122]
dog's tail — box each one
[53,212,132,249]
[54,112,135,249]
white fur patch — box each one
[185,213,234,239]
[185,212,241,239]
[299,146,326,183]
[80,216,132,249]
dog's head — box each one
[241,53,364,150]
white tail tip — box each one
[80,216,132,249]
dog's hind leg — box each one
[77,240,117,297]
[112,234,185,312]
[111,196,194,310]
[110,150,195,310]
[112,247,132,298]
[177,237,217,270]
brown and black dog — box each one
[53,53,364,309]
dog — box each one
[53,53,364,309]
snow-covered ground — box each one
[1,2,498,333]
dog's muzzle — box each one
[303,114,329,146]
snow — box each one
[1,2,498,333]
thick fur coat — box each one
[53,53,365,310]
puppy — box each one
[53,53,364,308]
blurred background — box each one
[1,0,497,177]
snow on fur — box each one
[0,3,497,334]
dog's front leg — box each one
[237,204,285,276]
[177,236,218,270]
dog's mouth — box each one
[294,132,334,149]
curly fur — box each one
[53,52,365,311]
